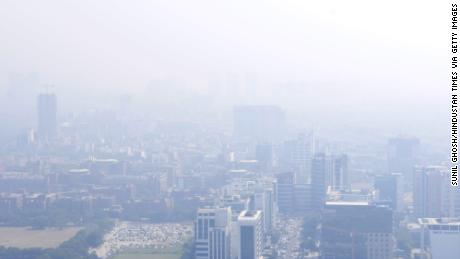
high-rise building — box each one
[413,166,460,218]
[255,143,273,172]
[37,93,57,141]
[275,172,315,215]
[209,227,231,259]
[329,154,349,191]
[321,202,395,259]
[311,153,329,210]
[413,166,447,218]
[263,189,275,233]
[442,181,460,218]
[294,184,311,213]
[374,173,403,212]
[233,105,286,144]
[249,189,275,233]
[275,172,295,214]
[281,133,315,184]
[387,137,419,187]
[419,218,460,259]
[195,207,232,259]
[221,195,249,216]
[237,210,263,259]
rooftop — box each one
[326,201,369,206]
[238,210,261,219]
[418,218,460,225]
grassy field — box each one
[113,247,182,259]
[0,227,82,249]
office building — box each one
[281,133,315,184]
[294,184,311,214]
[195,207,232,259]
[443,182,460,218]
[221,195,249,216]
[237,210,263,259]
[262,189,275,233]
[419,218,460,259]
[329,154,349,191]
[275,172,295,214]
[321,202,394,259]
[37,93,57,141]
[374,173,403,212]
[311,153,329,210]
[413,166,460,218]
[255,143,273,172]
[413,166,448,218]
[387,137,419,186]
[249,189,275,233]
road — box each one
[274,216,302,259]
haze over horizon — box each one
[0,0,448,143]
[0,2,455,259]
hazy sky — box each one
[0,0,448,141]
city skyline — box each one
[0,1,452,259]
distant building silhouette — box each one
[281,133,315,184]
[387,137,419,187]
[413,166,444,218]
[37,93,57,141]
[293,183,311,214]
[328,154,349,191]
[412,166,460,219]
[255,143,273,171]
[275,172,295,214]
[275,172,313,215]
[233,105,285,144]
[374,173,403,212]
[311,153,329,210]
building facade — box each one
[237,210,263,259]
[195,207,232,259]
